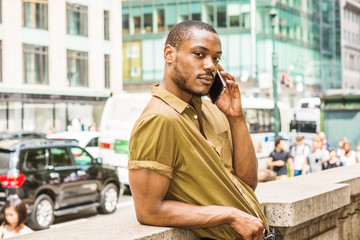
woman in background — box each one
[0,197,33,238]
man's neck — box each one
[159,78,193,103]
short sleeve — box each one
[269,151,274,158]
[128,114,178,179]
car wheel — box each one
[28,194,55,230]
[97,183,118,214]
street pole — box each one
[269,6,280,138]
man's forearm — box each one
[137,199,236,229]
[228,114,258,190]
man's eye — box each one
[194,52,204,57]
[213,57,221,62]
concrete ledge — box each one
[18,165,360,240]
[19,208,198,240]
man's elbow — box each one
[249,182,258,191]
[135,210,155,225]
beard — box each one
[172,57,208,97]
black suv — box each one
[0,139,121,230]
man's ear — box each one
[164,44,175,63]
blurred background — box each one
[0,0,359,150]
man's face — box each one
[169,29,222,98]
[278,140,285,150]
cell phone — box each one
[208,70,226,104]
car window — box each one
[70,147,93,166]
[86,137,99,147]
[23,149,47,170]
[49,147,73,167]
[0,152,10,171]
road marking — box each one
[117,201,134,209]
[50,218,88,229]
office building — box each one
[0,0,122,132]
[122,0,343,106]
[339,0,360,89]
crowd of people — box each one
[265,132,360,180]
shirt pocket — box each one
[215,129,234,174]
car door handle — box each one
[50,172,59,179]
[77,170,86,176]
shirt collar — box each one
[151,84,203,114]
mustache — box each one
[197,73,214,79]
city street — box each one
[50,192,133,229]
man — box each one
[266,137,294,179]
[128,21,271,240]
[290,136,310,176]
[305,137,329,173]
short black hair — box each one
[275,137,285,147]
[165,20,217,49]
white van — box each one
[99,93,152,186]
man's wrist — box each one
[227,112,245,124]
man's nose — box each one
[203,56,216,72]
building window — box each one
[204,3,214,26]
[191,2,201,21]
[66,3,88,36]
[23,44,48,85]
[144,6,153,33]
[23,0,48,30]
[104,54,110,89]
[216,3,227,28]
[0,0,2,23]
[67,50,88,87]
[166,4,177,30]
[131,6,141,34]
[123,7,129,34]
[156,6,165,32]
[228,2,240,28]
[104,10,110,40]
[178,2,189,22]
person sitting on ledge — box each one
[128,20,274,240]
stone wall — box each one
[256,164,360,240]
[20,165,360,240]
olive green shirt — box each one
[129,85,269,239]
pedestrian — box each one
[340,142,359,166]
[336,137,346,158]
[267,137,294,179]
[356,142,360,163]
[290,135,310,176]
[128,20,273,239]
[0,196,33,238]
[323,148,341,169]
[305,138,329,173]
[318,132,331,151]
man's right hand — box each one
[229,210,265,240]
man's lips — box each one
[198,74,214,84]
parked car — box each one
[0,138,121,230]
[0,131,46,141]
[47,131,100,158]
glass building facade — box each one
[122,0,341,96]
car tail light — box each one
[100,142,112,149]
[0,174,26,188]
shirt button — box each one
[194,115,198,119]
[186,105,190,108]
